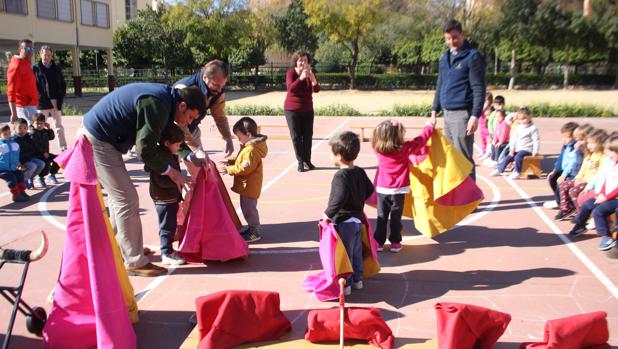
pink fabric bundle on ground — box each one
[521,311,609,349]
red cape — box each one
[521,311,609,349]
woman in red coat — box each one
[284,50,320,172]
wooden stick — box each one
[339,278,346,349]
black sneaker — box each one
[570,216,577,224]
[241,229,262,243]
[568,225,587,237]
[297,162,306,172]
[303,161,316,170]
[554,211,566,221]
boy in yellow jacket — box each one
[219,117,268,242]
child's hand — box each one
[45,122,51,129]
[218,163,228,175]
[16,163,24,171]
[509,151,515,157]
[43,152,49,159]
[595,194,607,204]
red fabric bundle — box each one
[305,307,394,349]
[521,311,609,349]
[435,302,511,349]
[195,290,291,349]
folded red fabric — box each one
[195,290,291,349]
[305,307,394,349]
[521,311,609,349]
[435,302,511,349]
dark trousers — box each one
[336,221,363,284]
[155,202,179,256]
[0,170,25,189]
[374,193,405,245]
[38,154,59,178]
[548,170,562,204]
[498,150,531,174]
[492,144,507,162]
[284,110,314,163]
[575,198,618,236]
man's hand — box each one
[322,213,331,223]
[467,117,478,136]
[166,168,188,193]
[595,194,607,204]
[430,111,437,128]
[224,138,234,158]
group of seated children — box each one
[0,114,61,202]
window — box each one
[36,0,73,21]
[124,0,135,20]
[80,0,93,25]
[57,0,72,21]
[36,0,55,19]
[94,2,107,27]
[2,0,28,15]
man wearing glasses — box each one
[7,39,39,123]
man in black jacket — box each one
[430,19,486,180]
[33,46,67,151]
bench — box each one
[520,155,544,179]
[351,125,424,142]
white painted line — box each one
[38,183,68,230]
[0,191,10,198]
[504,176,618,300]
[456,175,501,227]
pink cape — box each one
[302,219,380,301]
[176,162,248,262]
[43,134,136,349]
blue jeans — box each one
[576,198,618,236]
[23,158,46,180]
[155,202,179,256]
[0,170,24,189]
[497,143,510,163]
[498,150,531,174]
[336,221,363,284]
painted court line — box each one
[504,176,618,300]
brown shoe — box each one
[606,247,618,259]
[127,262,168,277]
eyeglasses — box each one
[22,47,34,52]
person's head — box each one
[292,50,311,70]
[371,119,406,154]
[161,123,185,154]
[13,118,29,136]
[604,134,618,161]
[485,92,493,106]
[201,60,228,95]
[34,113,47,130]
[40,45,53,65]
[573,123,594,150]
[232,117,258,145]
[329,131,360,167]
[560,122,579,145]
[586,129,608,154]
[517,106,532,125]
[173,86,206,125]
[443,19,464,52]
[0,124,11,140]
[493,95,505,110]
[18,39,34,61]
[495,109,506,123]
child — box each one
[542,122,581,209]
[13,118,46,189]
[483,95,505,166]
[371,119,434,252]
[30,113,60,185]
[323,131,374,295]
[568,134,618,251]
[555,126,602,220]
[490,106,540,179]
[489,110,510,165]
[145,123,187,266]
[477,92,493,161]
[220,117,268,243]
[0,123,29,202]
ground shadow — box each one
[134,309,194,349]
[0,334,42,349]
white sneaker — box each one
[34,177,46,188]
[478,153,487,161]
[586,220,596,230]
[508,172,520,179]
[352,280,363,290]
[543,201,559,209]
[344,286,351,296]
[161,252,186,266]
[490,169,501,177]
[482,158,493,166]
[486,160,497,168]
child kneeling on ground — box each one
[323,131,374,296]
[568,134,618,251]
[219,117,268,243]
[145,123,187,266]
[0,123,29,202]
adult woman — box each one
[284,50,320,172]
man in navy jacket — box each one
[430,19,486,180]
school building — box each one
[0,0,164,94]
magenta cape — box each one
[302,220,380,301]
[42,134,137,349]
[176,162,248,262]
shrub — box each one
[315,104,363,116]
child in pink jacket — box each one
[371,119,435,253]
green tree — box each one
[592,0,618,87]
[314,38,351,72]
[274,0,318,55]
[304,0,384,88]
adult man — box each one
[83,83,205,276]
[7,39,38,123]
[33,45,68,150]
[174,60,234,159]
[430,19,486,180]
